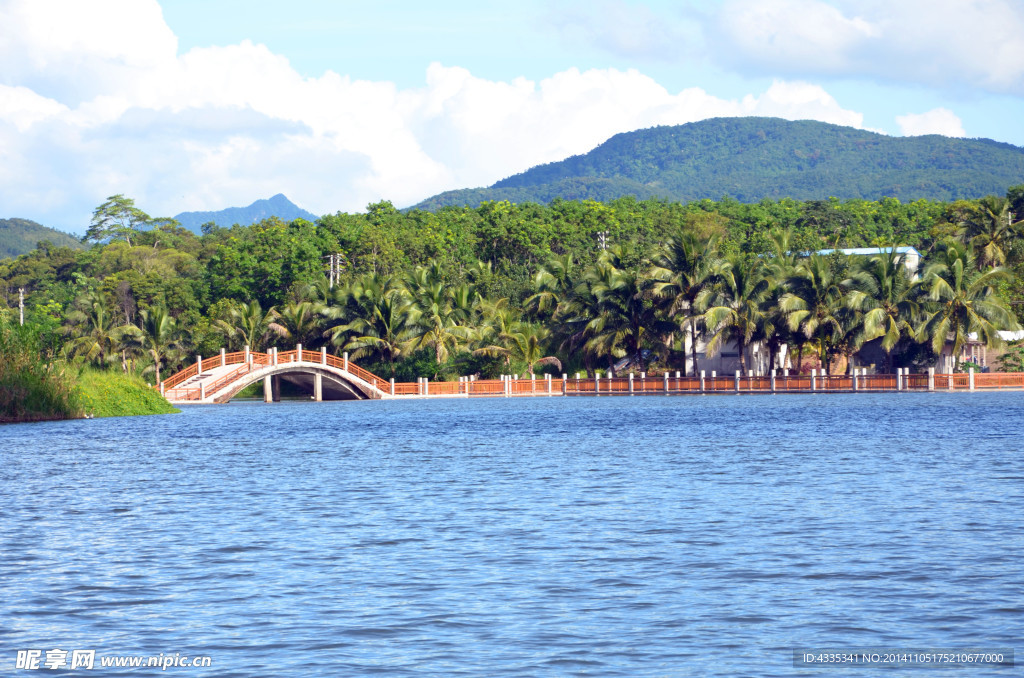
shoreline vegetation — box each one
[1,322,179,423]
[2,191,1023,419]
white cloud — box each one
[716,0,878,72]
[550,0,696,60]
[0,0,177,102]
[0,0,871,230]
[711,0,1024,94]
[895,108,966,137]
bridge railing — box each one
[161,348,1024,403]
[975,372,1024,389]
[162,363,198,390]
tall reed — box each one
[0,320,83,423]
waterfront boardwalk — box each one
[159,347,1024,405]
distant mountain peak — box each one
[173,194,317,234]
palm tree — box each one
[133,306,184,384]
[760,228,801,373]
[214,300,284,351]
[958,196,1023,269]
[918,240,1018,370]
[580,246,674,373]
[404,264,475,373]
[338,288,417,376]
[64,292,136,369]
[649,230,719,376]
[699,254,772,373]
[780,254,847,373]
[845,248,920,371]
[273,301,324,348]
[525,253,576,321]
[474,323,562,375]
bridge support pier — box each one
[314,373,323,402]
[264,375,273,403]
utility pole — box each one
[597,231,609,251]
[19,287,24,326]
[323,253,347,289]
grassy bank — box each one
[0,322,83,423]
[77,370,180,418]
[1,319,180,422]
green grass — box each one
[77,369,180,418]
[0,322,83,423]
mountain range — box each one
[413,117,1024,209]
[173,193,317,234]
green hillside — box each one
[414,117,1024,209]
[0,218,83,258]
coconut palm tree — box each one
[780,254,847,373]
[580,246,674,373]
[132,306,184,384]
[649,230,719,375]
[473,323,562,375]
[338,288,417,376]
[525,253,576,321]
[958,196,1023,269]
[404,264,475,373]
[321,272,398,350]
[64,292,137,369]
[273,300,324,348]
[699,254,772,373]
[214,300,284,351]
[918,240,1018,370]
[845,248,921,371]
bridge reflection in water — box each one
[158,346,1024,404]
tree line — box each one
[1,190,1022,384]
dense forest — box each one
[415,118,1024,209]
[2,189,1023,389]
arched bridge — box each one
[160,347,392,404]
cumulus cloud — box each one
[0,0,871,230]
[895,108,966,138]
[710,0,1024,94]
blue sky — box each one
[2,0,1024,232]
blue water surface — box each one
[1,393,1021,676]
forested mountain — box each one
[174,193,317,234]
[0,218,83,258]
[414,117,1024,209]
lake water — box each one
[1,393,1021,676]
